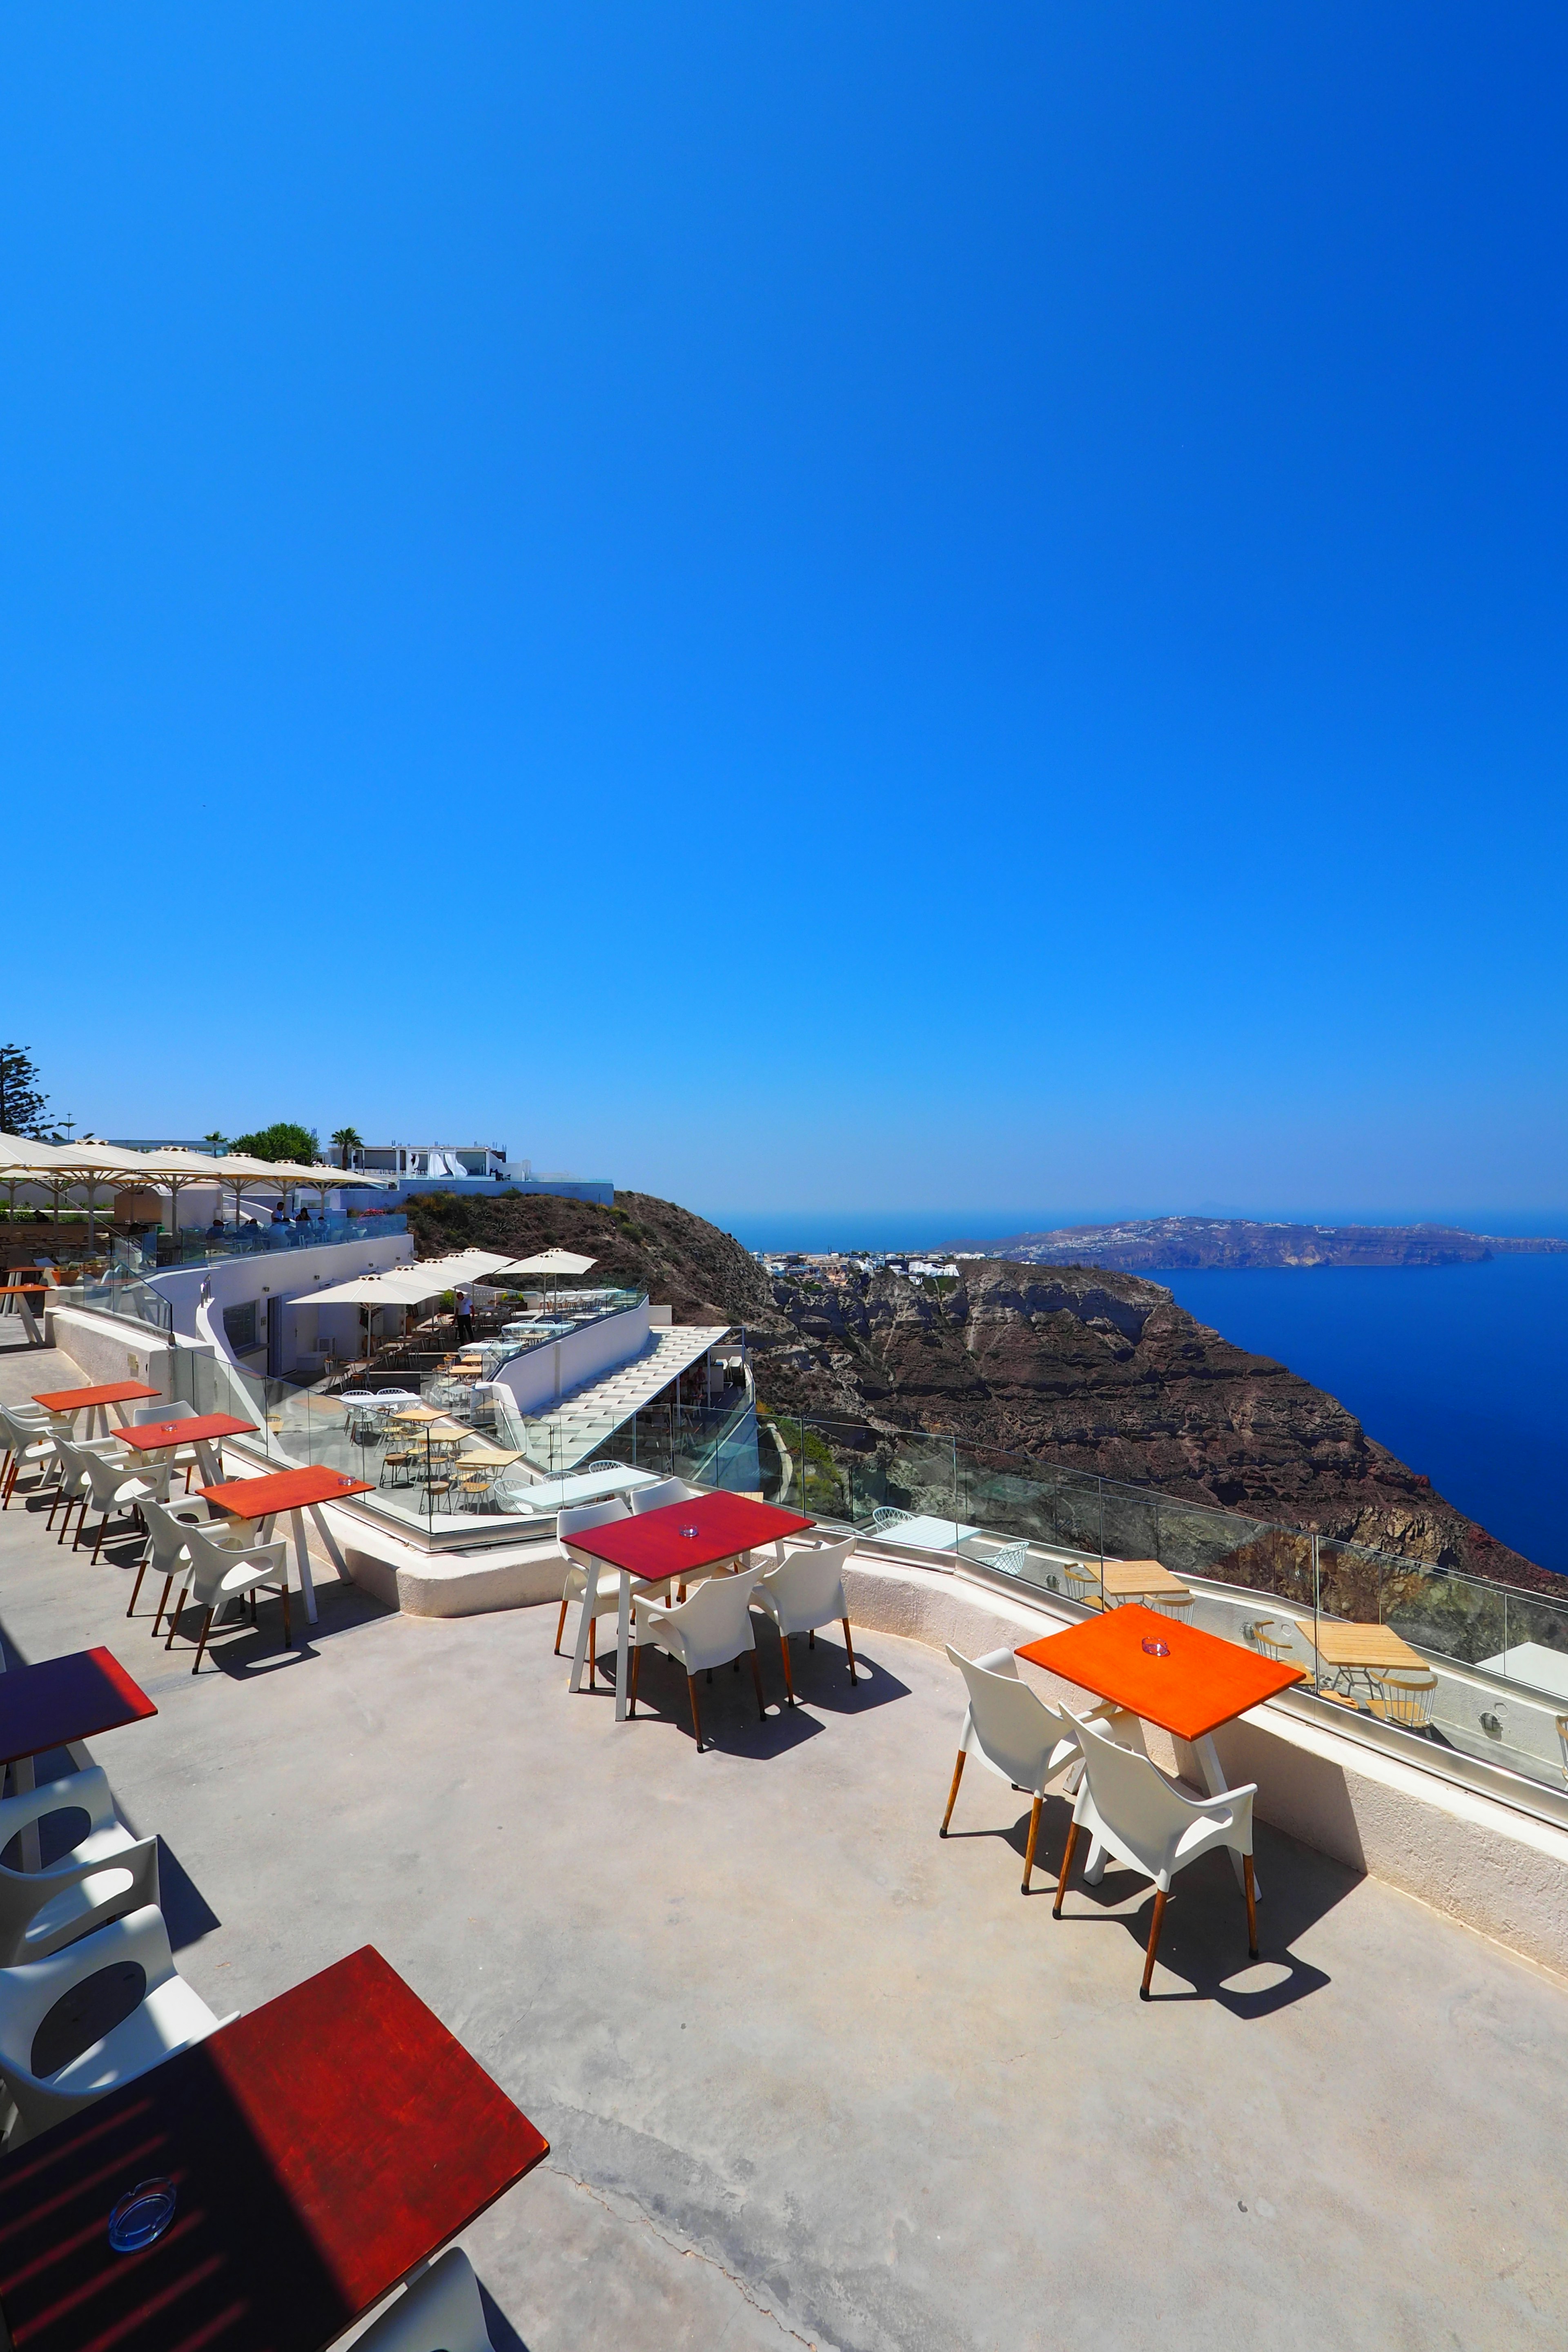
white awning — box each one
[505,1249,597,1276]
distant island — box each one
[942,1216,1568,1273]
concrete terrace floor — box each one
[2,1341,1567,2351]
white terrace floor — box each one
[3,1342,1568,2350]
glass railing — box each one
[756,1408,1568,1806]
[131,1213,407,1269]
[78,1265,174,1336]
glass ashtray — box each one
[108,2178,177,2253]
[678,1523,701,1538]
[1140,1635,1171,1658]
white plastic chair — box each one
[61,1439,161,1561]
[628,1476,702,1515]
[629,1565,770,1751]
[752,1536,859,1703]
[0,1903,233,2147]
[555,1497,633,1685]
[1053,1711,1259,1996]
[134,1493,222,1631]
[0,1406,56,1510]
[351,2249,494,2352]
[163,1520,292,1672]
[0,1767,160,1967]
[940,1646,1096,1895]
[128,1399,202,1492]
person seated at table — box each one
[295,1203,312,1225]
[207,1212,225,1236]
[270,1201,289,1227]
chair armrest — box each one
[1177,1778,1258,1819]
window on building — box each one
[223,1300,259,1353]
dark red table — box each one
[198,1468,374,1628]
[0,1945,549,2352]
[564,1492,815,1717]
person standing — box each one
[455,1286,474,1343]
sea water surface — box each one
[1163,1259,1568,1578]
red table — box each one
[1017,1604,1303,1894]
[114,1413,257,1491]
[0,1944,549,2352]
[33,1381,162,1438]
[0,1647,156,1866]
[199,1466,373,1626]
[565,1492,815,1719]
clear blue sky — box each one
[5,5,1566,1225]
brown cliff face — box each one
[403,1192,1550,1590]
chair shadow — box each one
[88,1532,394,1677]
[769,1633,910,1718]
[477,2280,534,2352]
[1007,1803,1343,2016]
[619,1646,826,1759]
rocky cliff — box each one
[404,1189,1552,1591]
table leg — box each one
[1194,1733,1255,1895]
[615,1568,632,1723]
[13,1756,38,1873]
[290,1509,319,1625]
[307,1503,352,1586]
[194,1439,222,1487]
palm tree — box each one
[330,1125,364,1172]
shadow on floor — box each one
[477,2280,534,2352]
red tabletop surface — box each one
[31,1382,162,1413]
[0,1646,156,1767]
[200,1465,374,1516]
[567,1490,815,1581]
[0,1944,549,2352]
[1016,1603,1305,1744]
[114,1414,257,1452]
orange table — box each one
[1017,1604,1304,1895]
[33,1380,161,1438]
[200,1466,373,1626]
[115,1412,257,1487]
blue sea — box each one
[715,1211,1568,1575]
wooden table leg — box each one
[1194,1732,1255,1895]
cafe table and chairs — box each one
[198,1465,373,1626]
[0,1646,157,1868]
[32,1380,162,1440]
[1015,1603,1303,1898]
[112,1412,258,1492]
[564,1491,816,1721]
[1098,1558,1196,1619]
[0,1943,550,2352]
[1306,1618,1426,1708]
[870,1512,984,1557]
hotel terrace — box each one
[0,1134,1564,2348]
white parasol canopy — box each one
[505,1249,597,1276]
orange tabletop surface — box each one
[1016,1603,1304,1744]
[115,1413,257,1451]
[32,1381,162,1412]
[201,1466,374,1517]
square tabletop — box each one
[1308,1620,1425,1670]
[883,1515,981,1552]
[114,1414,257,1452]
[1016,1603,1304,1744]
[0,1944,549,2352]
[0,1646,156,1768]
[567,1491,815,1581]
[200,1466,374,1517]
[31,1381,162,1413]
[1100,1557,1190,1597]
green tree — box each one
[0,1045,50,1140]
[330,1125,364,1169]
[229,1121,320,1163]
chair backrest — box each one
[52,1434,96,1487]
[352,2249,494,2352]
[141,1494,209,1572]
[1073,1712,1202,1858]
[760,1537,855,1625]
[660,1564,767,1662]
[131,1399,192,1424]
[181,1519,279,1599]
[989,1541,1029,1577]
[946,1645,1067,1791]
[872,1506,912,1530]
[559,1496,632,1543]
[82,1444,143,1504]
[630,1477,698,1515]
[0,1902,178,2064]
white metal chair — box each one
[61,1439,161,1562]
[555,1497,633,1684]
[0,1903,233,2148]
[871,1506,912,1532]
[987,1540,1031,1578]
[629,1565,770,1751]
[628,1476,702,1515]
[351,2250,494,2352]
[752,1537,859,1703]
[163,1520,292,1672]
[1053,1711,1259,1997]
[1367,1669,1438,1731]
[940,1646,1100,1894]
[1148,1588,1195,1622]
[0,1767,159,1967]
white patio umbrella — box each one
[503,1247,598,1312]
